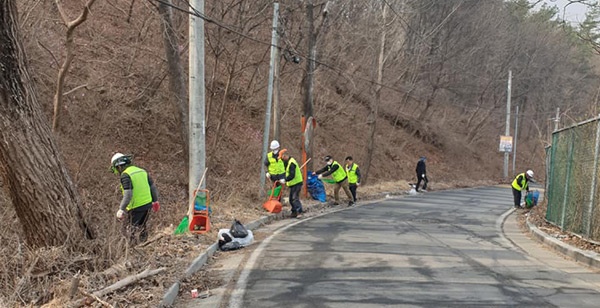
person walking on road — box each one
[280,150,304,218]
[315,155,354,206]
[415,156,429,192]
[111,153,159,244]
[512,170,534,208]
[345,156,361,204]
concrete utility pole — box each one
[503,70,512,180]
[189,0,206,201]
[259,2,279,194]
[272,4,281,142]
[512,105,519,177]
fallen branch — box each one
[138,233,163,247]
[95,267,166,297]
[79,289,113,308]
[73,267,166,307]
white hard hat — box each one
[526,170,534,178]
[111,153,131,168]
[111,153,125,165]
[270,140,280,150]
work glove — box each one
[265,172,270,179]
[279,179,286,184]
[357,182,361,186]
[116,209,125,220]
[421,174,425,179]
[152,201,160,212]
[318,174,323,180]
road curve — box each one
[228,187,600,308]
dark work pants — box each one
[288,183,303,214]
[127,204,151,243]
[416,174,428,191]
[349,184,358,202]
[512,187,522,207]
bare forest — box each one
[1,0,599,306]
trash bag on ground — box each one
[307,172,326,202]
[218,228,254,251]
[230,219,249,238]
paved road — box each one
[228,187,600,308]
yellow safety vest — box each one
[267,151,285,175]
[121,166,153,211]
[346,163,359,184]
[285,158,303,187]
[511,173,528,191]
[331,161,347,183]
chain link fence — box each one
[546,117,600,241]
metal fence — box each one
[546,116,600,242]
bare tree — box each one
[52,0,96,132]
[0,0,92,248]
[362,3,388,185]
[157,0,188,153]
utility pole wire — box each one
[146,0,562,119]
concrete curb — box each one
[525,218,600,270]
[159,212,285,307]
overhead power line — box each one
[145,0,566,118]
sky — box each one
[538,0,591,24]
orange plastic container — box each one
[190,189,211,234]
[263,182,283,213]
[189,212,210,234]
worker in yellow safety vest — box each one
[345,156,361,204]
[280,150,304,219]
[264,140,286,200]
[314,155,354,206]
[111,153,159,244]
[512,170,534,209]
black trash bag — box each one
[218,232,233,249]
[230,219,249,238]
[220,241,243,251]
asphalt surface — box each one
[224,187,600,308]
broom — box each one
[174,168,208,235]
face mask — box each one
[327,161,332,166]
[273,149,279,154]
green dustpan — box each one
[322,178,335,184]
[174,216,189,235]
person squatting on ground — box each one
[315,155,354,206]
[280,150,304,218]
[345,156,361,203]
[415,156,429,192]
[264,140,285,200]
[512,170,534,208]
[111,153,159,244]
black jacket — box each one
[416,160,426,175]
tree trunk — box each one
[303,0,316,172]
[0,1,92,248]
[363,3,387,185]
[158,0,188,154]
